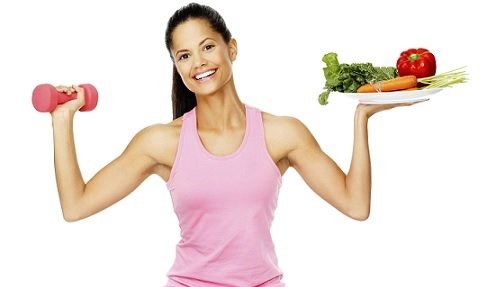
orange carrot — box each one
[357,75,417,93]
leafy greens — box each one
[319,52,398,105]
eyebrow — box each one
[175,37,214,56]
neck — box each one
[194,79,245,132]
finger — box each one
[72,85,82,94]
[66,85,74,95]
[56,85,75,95]
[72,85,85,101]
[66,85,77,95]
[409,98,430,105]
[386,99,428,108]
[390,99,428,108]
[55,85,69,92]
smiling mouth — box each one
[194,69,217,81]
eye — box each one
[204,44,215,51]
[178,53,190,61]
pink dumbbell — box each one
[32,83,98,112]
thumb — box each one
[72,85,86,107]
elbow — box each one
[345,205,370,221]
[344,193,371,221]
[349,211,370,221]
[63,215,79,223]
[62,211,81,223]
[59,192,86,222]
[61,205,84,223]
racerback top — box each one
[165,103,285,287]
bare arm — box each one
[287,102,421,220]
[51,85,162,222]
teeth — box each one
[195,70,215,80]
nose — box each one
[192,51,207,68]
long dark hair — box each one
[165,2,232,120]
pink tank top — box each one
[165,103,285,287]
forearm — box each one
[345,109,371,220]
[52,111,85,219]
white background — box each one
[1,0,486,286]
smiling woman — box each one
[165,3,235,120]
[45,2,429,287]
[170,18,237,100]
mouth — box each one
[194,69,217,82]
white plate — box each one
[336,88,444,104]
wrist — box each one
[354,106,369,123]
[51,110,75,127]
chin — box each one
[191,82,223,96]
[194,88,220,97]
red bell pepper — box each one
[396,48,436,78]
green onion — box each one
[419,66,468,89]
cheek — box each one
[209,48,230,64]
[176,63,191,79]
[174,65,192,89]
[221,51,233,63]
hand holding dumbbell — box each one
[32,83,98,112]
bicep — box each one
[75,128,160,219]
[287,118,348,209]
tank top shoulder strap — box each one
[244,103,282,181]
[166,107,196,189]
[244,103,264,147]
[181,106,198,141]
[182,107,195,121]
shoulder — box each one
[135,117,182,142]
[261,110,313,141]
[124,117,183,165]
[260,109,318,159]
[131,117,182,146]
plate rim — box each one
[333,87,444,97]
[358,97,431,105]
[333,87,444,103]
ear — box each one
[228,38,238,62]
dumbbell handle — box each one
[56,89,78,105]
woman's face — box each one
[170,18,237,96]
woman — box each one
[50,3,421,287]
